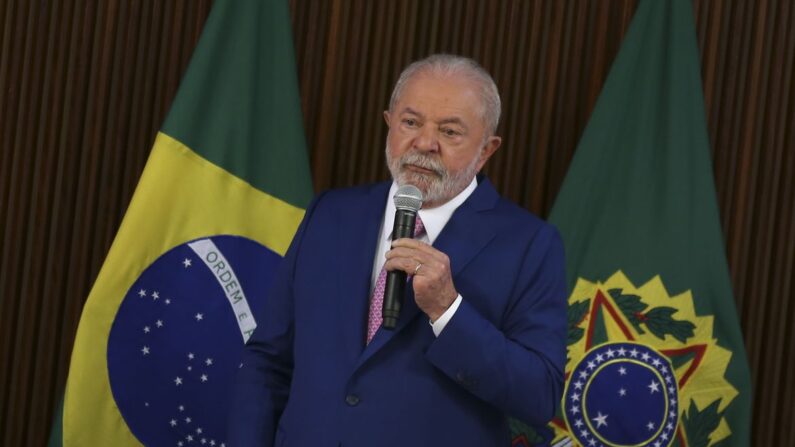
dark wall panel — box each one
[0,1,792,445]
[0,1,213,446]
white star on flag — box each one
[183,258,192,268]
[156,320,164,328]
[141,346,150,355]
[592,412,608,428]
[195,313,204,321]
[205,358,213,366]
[648,380,660,393]
[197,428,203,434]
[185,417,192,423]
[174,377,183,386]
[138,289,146,297]
[170,419,177,427]
[188,353,195,360]
[201,374,208,382]
[618,388,626,396]
[143,326,150,333]
[647,422,655,430]
[152,291,160,300]
[618,366,627,375]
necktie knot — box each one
[413,214,425,237]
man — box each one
[229,54,567,446]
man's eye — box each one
[441,128,460,137]
[403,118,417,127]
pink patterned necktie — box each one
[366,215,425,344]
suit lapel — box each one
[338,182,391,362]
[354,177,500,370]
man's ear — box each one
[476,136,502,172]
[383,111,391,128]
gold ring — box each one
[413,263,422,275]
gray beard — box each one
[385,142,481,207]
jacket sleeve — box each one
[226,193,324,447]
[425,223,568,427]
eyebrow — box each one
[401,107,469,131]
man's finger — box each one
[391,238,446,259]
[384,246,431,262]
[384,257,424,275]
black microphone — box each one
[382,185,423,330]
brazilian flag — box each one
[50,1,312,445]
[528,0,753,446]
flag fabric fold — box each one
[52,1,312,445]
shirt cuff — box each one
[430,294,463,337]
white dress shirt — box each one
[370,177,477,336]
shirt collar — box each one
[383,177,478,244]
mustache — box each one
[399,152,446,177]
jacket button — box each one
[345,394,360,406]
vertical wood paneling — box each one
[0,0,792,445]
[0,2,213,446]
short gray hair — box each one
[388,54,501,134]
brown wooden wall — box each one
[1,1,792,445]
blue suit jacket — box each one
[229,177,567,446]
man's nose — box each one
[413,126,439,152]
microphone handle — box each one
[382,209,417,329]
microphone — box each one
[382,185,423,330]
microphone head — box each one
[393,185,423,212]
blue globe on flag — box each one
[107,235,282,446]
[564,342,680,447]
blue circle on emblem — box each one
[107,235,282,446]
[564,342,679,447]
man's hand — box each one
[385,238,458,322]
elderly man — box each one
[229,54,567,446]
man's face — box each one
[384,72,501,208]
